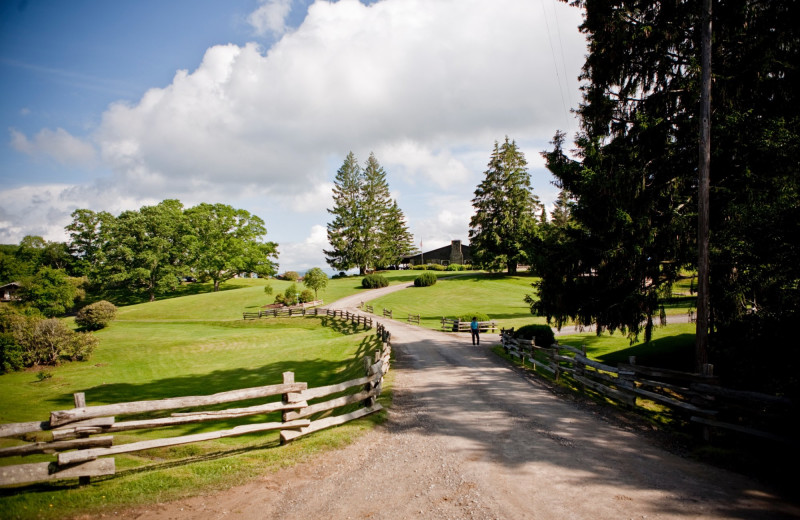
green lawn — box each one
[366,272,546,331]
[0,277,390,519]
[0,270,698,518]
[558,322,697,371]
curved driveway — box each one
[123,282,798,519]
[320,283,798,519]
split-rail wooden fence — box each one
[243,300,324,319]
[441,318,497,333]
[0,319,390,487]
[500,329,792,444]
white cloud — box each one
[276,224,329,273]
[248,0,293,36]
[375,140,470,188]
[3,0,587,269]
[10,127,96,167]
[87,0,584,203]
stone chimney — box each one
[450,240,463,265]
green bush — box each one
[299,289,315,303]
[445,263,464,271]
[428,264,447,271]
[414,272,438,287]
[282,271,300,281]
[362,273,389,289]
[458,312,490,323]
[0,333,24,373]
[514,324,556,347]
[75,300,117,330]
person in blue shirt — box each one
[470,316,480,345]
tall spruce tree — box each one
[538,1,800,391]
[325,152,415,274]
[325,152,364,273]
[379,200,416,268]
[360,153,393,273]
[469,137,541,275]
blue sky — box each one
[1,0,585,273]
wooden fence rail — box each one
[441,318,497,333]
[243,301,324,319]
[383,308,393,319]
[0,318,390,487]
[500,330,793,444]
[407,314,420,325]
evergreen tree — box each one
[379,200,416,268]
[360,153,393,273]
[325,152,415,274]
[325,152,364,273]
[469,137,541,274]
[550,190,574,229]
[538,0,800,390]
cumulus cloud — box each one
[276,224,330,273]
[3,0,586,265]
[0,182,162,244]
[88,0,583,202]
[10,127,96,166]
[248,0,293,36]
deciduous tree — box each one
[302,267,328,300]
[185,203,277,291]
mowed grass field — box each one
[0,270,696,518]
[0,275,392,519]
[367,272,546,331]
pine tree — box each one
[325,152,363,272]
[379,200,416,268]
[550,190,574,229]
[360,153,393,273]
[469,137,541,274]
[325,152,416,274]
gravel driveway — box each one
[117,283,799,519]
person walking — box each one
[470,316,480,345]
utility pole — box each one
[696,0,712,372]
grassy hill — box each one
[0,276,389,519]
[0,270,696,517]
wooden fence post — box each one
[281,371,297,445]
[71,392,93,486]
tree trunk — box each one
[507,261,517,275]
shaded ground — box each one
[111,284,799,519]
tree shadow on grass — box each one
[595,333,696,371]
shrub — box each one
[362,273,389,289]
[282,271,300,281]
[458,312,490,323]
[299,289,315,303]
[514,324,556,347]
[75,300,117,330]
[0,333,25,373]
[0,310,97,369]
[275,284,301,306]
[445,263,463,271]
[414,272,438,287]
[61,331,98,361]
[428,264,447,271]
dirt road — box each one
[118,284,799,519]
